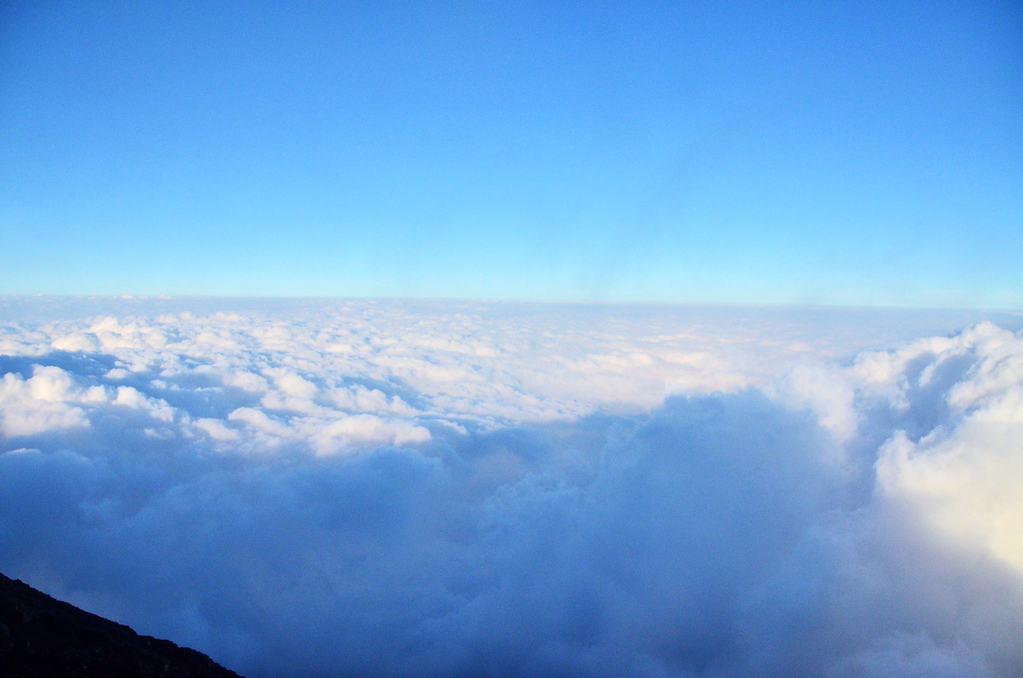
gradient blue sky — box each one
[2,0,1021,307]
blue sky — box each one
[2,0,1021,307]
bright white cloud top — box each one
[1,299,1022,677]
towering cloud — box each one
[1,300,1021,677]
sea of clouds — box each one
[1,298,1022,677]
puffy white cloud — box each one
[874,327,1023,574]
[193,417,240,441]
[227,407,293,439]
[769,363,858,444]
[1,299,1022,678]
[303,414,431,455]
[0,366,106,435]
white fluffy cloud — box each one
[0,365,104,435]
[1,299,1022,677]
[873,324,1023,574]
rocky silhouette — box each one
[0,572,242,677]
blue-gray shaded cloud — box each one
[2,305,1022,677]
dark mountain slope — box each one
[0,572,242,678]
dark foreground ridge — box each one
[0,572,242,678]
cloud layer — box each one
[1,300,1022,677]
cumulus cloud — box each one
[1,300,1022,677]
[0,365,103,435]
[873,324,1023,575]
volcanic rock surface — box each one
[0,572,242,678]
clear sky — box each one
[2,0,1021,307]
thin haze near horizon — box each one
[2,1,1021,308]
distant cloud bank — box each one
[1,300,1021,677]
